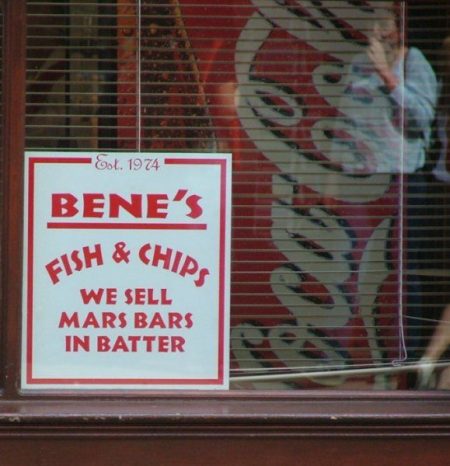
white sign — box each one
[22,152,231,390]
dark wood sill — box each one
[0,390,449,433]
[0,390,449,466]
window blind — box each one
[0,3,2,156]
[0,3,3,362]
[25,0,450,390]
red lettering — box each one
[70,249,84,272]
[152,244,172,270]
[66,335,90,352]
[134,312,148,328]
[185,194,203,219]
[79,287,117,305]
[139,243,151,265]
[137,243,209,287]
[124,288,172,305]
[111,335,128,352]
[179,256,199,278]
[195,268,210,287]
[185,312,193,329]
[80,288,103,304]
[46,245,104,284]
[61,311,127,329]
[168,312,182,329]
[82,312,100,328]
[83,243,104,268]
[146,194,169,218]
[143,335,157,351]
[127,335,141,351]
[97,336,111,351]
[52,193,78,217]
[109,194,142,218]
[46,258,63,284]
[158,336,170,352]
[83,193,105,218]
[161,289,172,305]
[61,253,73,276]
[95,335,184,352]
[149,312,166,329]
[117,312,127,328]
[172,336,185,352]
[170,251,184,273]
[102,312,119,328]
[134,288,146,305]
[105,288,118,305]
[59,311,80,328]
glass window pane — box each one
[24,0,450,391]
[0,0,3,387]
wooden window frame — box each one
[0,1,449,463]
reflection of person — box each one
[341,10,438,173]
[416,36,450,390]
[432,35,450,181]
[342,7,438,369]
[417,304,450,389]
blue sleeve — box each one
[389,48,438,140]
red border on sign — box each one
[47,222,207,230]
[25,155,229,387]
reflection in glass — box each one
[0,0,3,384]
[24,0,450,390]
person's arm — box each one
[387,48,438,137]
[366,37,437,136]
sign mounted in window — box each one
[22,151,232,390]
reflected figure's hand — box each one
[417,304,450,389]
[416,356,438,389]
[367,37,391,74]
[366,37,400,92]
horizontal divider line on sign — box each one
[46,222,207,230]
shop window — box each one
[0,0,3,384]
[21,0,450,391]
